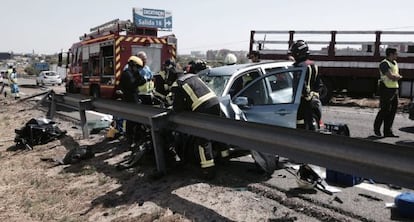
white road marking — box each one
[355,182,401,198]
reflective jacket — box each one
[380,59,399,88]
[172,74,219,112]
[294,60,320,101]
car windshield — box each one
[201,75,231,96]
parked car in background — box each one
[36,71,62,86]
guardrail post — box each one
[46,91,56,120]
[79,99,92,139]
[149,111,170,175]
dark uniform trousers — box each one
[374,82,398,135]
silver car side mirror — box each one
[234,96,249,108]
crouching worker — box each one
[170,60,220,179]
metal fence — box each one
[46,92,414,188]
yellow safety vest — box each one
[138,80,154,93]
[380,59,399,88]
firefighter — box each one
[170,60,221,179]
[153,59,178,105]
[289,40,322,131]
[224,53,237,65]
[119,56,146,146]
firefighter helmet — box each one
[128,56,143,67]
[164,58,176,69]
[187,60,207,74]
[289,40,310,61]
[224,53,237,65]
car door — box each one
[232,66,306,128]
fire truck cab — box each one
[62,19,177,99]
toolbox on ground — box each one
[325,169,363,187]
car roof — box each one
[200,60,293,77]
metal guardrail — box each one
[46,92,414,188]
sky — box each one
[2,0,414,55]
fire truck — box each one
[249,30,414,103]
[61,19,177,99]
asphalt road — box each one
[322,105,414,147]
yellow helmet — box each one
[128,56,143,67]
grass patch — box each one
[79,166,97,176]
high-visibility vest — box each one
[380,59,399,88]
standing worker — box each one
[171,60,220,179]
[8,67,20,99]
[288,40,322,131]
[374,47,402,138]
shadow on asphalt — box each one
[395,140,414,147]
[399,126,414,134]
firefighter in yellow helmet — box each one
[170,60,220,179]
[119,56,146,146]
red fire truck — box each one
[61,19,177,99]
[249,30,414,103]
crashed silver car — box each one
[199,61,314,128]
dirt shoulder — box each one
[0,98,320,222]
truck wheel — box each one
[319,78,333,105]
